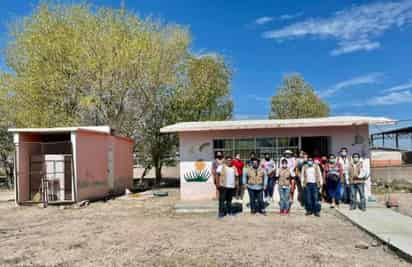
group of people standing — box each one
[212,147,369,219]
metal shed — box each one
[9,126,134,205]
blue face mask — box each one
[307,161,314,167]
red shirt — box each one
[231,159,244,177]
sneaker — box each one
[305,212,313,216]
[314,213,320,217]
[259,211,267,216]
[280,210,284,215]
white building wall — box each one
[178,125,370,201]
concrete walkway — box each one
[336,202,412,261]
[0,190,14,203]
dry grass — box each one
[0,189,410,267]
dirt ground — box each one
[0,189,411,267]
[376,192,412,218]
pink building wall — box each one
[17,133,42,202]
[76,130,110,201]
[178,125,370,200]
[75,130,133,201]
[112,136,133,193]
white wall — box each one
[178,125,370,201]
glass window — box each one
[213,136,300,162]
[277,137,299,157]
[213,139,233,157]
[234,139,255,161]
[256,137,276,160]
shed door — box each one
[108,143,114,190]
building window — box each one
[213,137,299,161]
[234,138,255,160]
[213,139,233,157]
[256,137,276,159]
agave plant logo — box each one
[184,160,211,182]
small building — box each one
[9,126,134,205]
[160,116,395,201]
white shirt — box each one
[338,157,350,183]
[217,165,236,188]
[305,167,317,184]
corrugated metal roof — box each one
[8,125,111,134]
[160,116,396,133]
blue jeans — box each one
[248,188,264,213]
[340,183,351,204]
[327,179,341,204]
[265,177,275,198]
[279,186,290,211]
[350,183,366,210]
[305,183,321,214]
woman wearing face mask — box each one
[324,154,343,208]
[277,159,293,215]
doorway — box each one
[301,136,330,158]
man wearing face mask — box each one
[277,159,293,215]
[243,158,268,215]
[324,154,343,208]
[232,153,245,199]
[337,147,351,204]
[216,156,239,218]
[349,153,367,211]
[295,151,308,206]
[212,151,225,199]
[301,158,323,217]
[261,153,276,202]
[246,152,258,168]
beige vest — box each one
[278,168,292,187]
[246,168,264,185]
[349,162,364,184]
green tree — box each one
[269,74,330,119]
[0,73,15,188]
[136,55,233,185]
[3,2,233,185]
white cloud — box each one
[320,72,383,97]
[366,90,412,105]
[382,80,412,92]
[262,1,412,55]
[255,16,274,25]
[279,12,303,20]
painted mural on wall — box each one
[183,160,211,182]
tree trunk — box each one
[154,163,162,186]
[5,164,14,189]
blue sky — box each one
[1,0,412,124]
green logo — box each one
[184,169,211,182]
